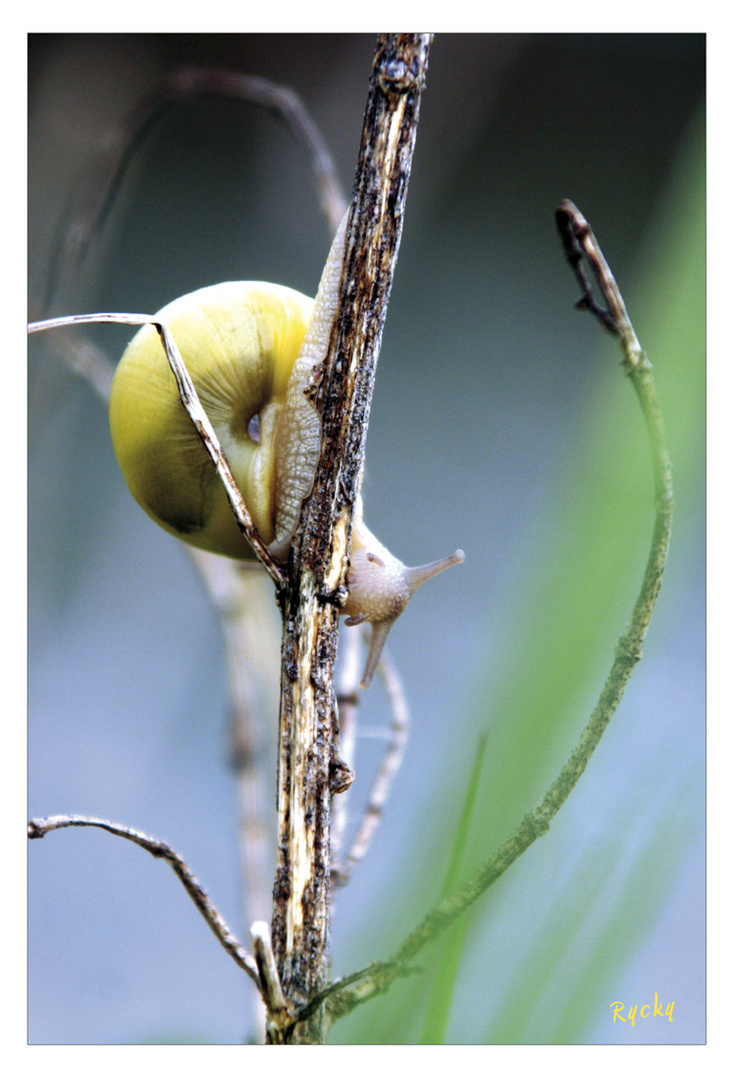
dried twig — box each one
[46,67,347,307]
[33,69,352,1043]
[250,921,289,1039]
[270,34,433,1043]
[310,201,674,1022]
[332,646,410,888]
[28,312,286,590]
[28,815,261,988]
[30,40,436,1043]
[167,69,349,233]
[555,199,674,518]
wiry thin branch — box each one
[166,69,348,233]
[308,201,674,1023]
[46,66,347,306]
[555,199,674,517]
[28,815,261,988]
[333,646,410,888]
[29,312,286,590]
[154,319,286,589]
[250,921,289,1039]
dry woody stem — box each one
[270,33,432,1043]
[28,40,435,1042]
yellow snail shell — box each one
[109,219,464,686]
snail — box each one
[109,217,464,687]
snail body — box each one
[109,220,464,686]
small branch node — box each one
[329,757,355,794]
[251,921,290,1033]
[615,633,643,665]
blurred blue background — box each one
[28,34,704,1044]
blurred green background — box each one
[28,34,704,1044]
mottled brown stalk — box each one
[270,33,432,1043]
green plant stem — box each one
[419,733,489,1043]
[314,200,673,1026]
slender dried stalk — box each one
[250,921,289,1038]
[27,815,261,987]
[270,34,432,1044]
[29,311,286,589]
[45,67,347,309]
[332,648,410,888]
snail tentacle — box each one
[343,517,465,688]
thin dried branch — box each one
[30,50,440,1043]
[250,921,289,1039]
[311,201,674,1024]
[27,814,261,988]
[555,199,674,517]
[46,66,347,306]
[29,312,286,590]
[332,647,410,888]
[270,33,432,1043]
[330,625,363,868]
[31,40,436,1043]
[33,72,348,1043]
[166,69,348,233]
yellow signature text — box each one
[610,993,674,1026]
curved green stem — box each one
[314,200,674,1025]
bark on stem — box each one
[270,34,432,1044]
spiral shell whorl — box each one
[109,281,313,559]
